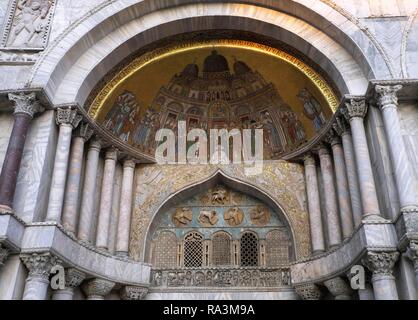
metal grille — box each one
[184,232,203,268]
[240,232,259,267]
[212,232,231,266]
[266,229,290,266]
[153,231,178,268]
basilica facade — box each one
[0,0,417,300]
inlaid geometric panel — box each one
[240,232,259,267]
[153,231,178,268]
[212,232,231,266]
[184,232,203,268]
[266,229,290,266]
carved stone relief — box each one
[224,207,244,226]
[172,207,192,227]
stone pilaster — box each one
[120,285,149,300]
[52,268,86,300]
[362,251,400,300]
[21,253,61,300]
[324,277,352,300]
[294,283,322,300]
[0,243,10,269]
[82,278,115,300]
[303,153,325,254]
[46,108,82,222]
[0,92,43,213]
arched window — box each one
[212,232,231,266]
[152,231,178,268]
[266,229,291,266]
[183,232,203,268]
[240,232,259,267]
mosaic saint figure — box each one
[297,88,326,131]
[260,111,283,152]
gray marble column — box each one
[120,286,149,300]
[62,123,94,234]
[52,268,86,300]
[328,132,354,239]
[376,85,418,214]
[363,251,400,300]
[324,276,352,300]
[96,148,118,250]
[303,154,325,254]
[0,243,9,269]
[294,283,322,300]
[342,99,382,220]
[77,139,102,242]
[318,145,342,248]
[115,159,136,256]
[405,241,418,288]
[358,283,375,300]
[21,253,60,300]
[82,278,115,300]
[333,116,363,227]
[46,108,82,222]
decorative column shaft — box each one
[303,154,325,254]
[115,159,136,256]
[120,286,149,300]
[82,278,115,300]
[62,123,93,233]
[21,253,60,300]
[96,148,118,250]
[0,93,43,212]
[324,276,352,300]
[294,283,322,300]
[46,108,82,222]
[52,268,86,300]
[343,99,382,219]
[318,145,342,248]
[362,251,400,300]
[77,139,101,242]
[376,85,418,212]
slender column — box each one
[333,117,363,227]
[52,268,86,300]
[358,282,375,300]
[303,154,325,254]
[342,99,382,219]
[294,283,322,300]
[82,278,115,300]
[115,159,136,256]
[405,241,418,288]
[120,286,149,300]
[0,93,43,213]
[362,251,400,300]
[77,139,102,242]
[328,132,354,239]
[324,277,352,300]
[21,253,60,300]
[0,244,10,269]
[376,85,418,212]
[95,148,118,250]
[46,108,82,222]
[318,145,342,248]
[62,123,94,233]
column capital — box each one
[362,251,399,276]
[324,130,341,147]
[8,92,44,118]
[303,153,316,166]
[88,137,102,151]
[20,252,61,280]
[405,240,418,271]
[65,268,86,289]
[56,108,82,129]
[82,278,115,299]
[294,283,322,300]
[332,116,351,137]
[343,99,368,120]
[0,243,10,267]
[323,277,352,299]
[120,286,149,300]
[316,143,331,156]
[123,158,136,169]
[74,122,94,141]
[105,147,119,161]
[375,85,402,110]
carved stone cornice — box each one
[343,99,368,120]
[20,253,61,279]
[0,244,10,268]
[294,283,322,300]
[323,277,352,300]
[375,85,402,110]
[65,268,86,289]
[362,251,400,276]
[74,122,94,141]
[405,241,418,272]
[8,92,44,118]
[82,278,115,299]
[56,108,83,129]
[120,285,149,300]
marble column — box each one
[363,251,400,300]
[82,278,115,300]
[0,93,43,213]
[96,148,118,250]
[303,154,325,254]
[77,139,102,242]
[333,116,363,227]
[342,99,382,220]
[120,286,149,300]
[358,283,375,300]
[62,123,94,234]
[324,276,352,300]
[0,244,10,269]
[376,85,418,214]
[328,132,354,239]
[46,108,82,222]
[294,283,322,300]
[405,241,418,288]
[115,159,136,257]
[21,253,60,300]
[318,145,342,248]
[52,268,86,300]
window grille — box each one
[266,229,290,266]
[212,232,231,266]
[240,232,259,267]
[184,232,204,268]
[153,231,178,268]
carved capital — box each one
[375,85,402,110]
[56,108,82,129]
[332,116,350,136]
[120,286,149,300]
[88,138,102,152]
[20,253,61,280]
[405,241,418,271]
[123,158,136,170]
[343,99,368,120]
[362,251,399,276]
[294,283,322,300]
[74,122,94,141]
[323,277,352,300]
[0,244,10,268]
[82,278,115,299]
[316,143,331,157]
[105,148,118,161]
[303,153,316,167]
[9,92,44,118]
[65,268,86,289]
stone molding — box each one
[120,285,149,300]
[375,85,402,110]
[362,251,400,276]
[20,252,61,279]
[82,278,115,299]
[294,283,322,300]
[8,92,44,118]
[343,99,368,120]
